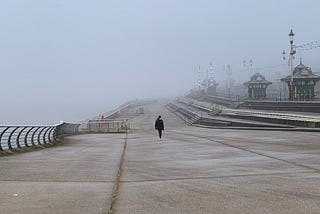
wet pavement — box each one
[1,102,320,213]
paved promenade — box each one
[1,103,320,213]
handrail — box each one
[166,102,200,125]
[0,123,80,152]
[83,119,130,133]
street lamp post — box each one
[288,29,296,101]
[198,65,201,91]
[243,59,253,79]
[226,64,231,98]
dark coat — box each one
[155,118,164,130]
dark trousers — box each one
[157,129,163,139]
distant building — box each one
[244,73,272,100]
[281,60,320,100]
[206,78,218,96]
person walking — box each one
[155,115,164,139]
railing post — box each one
[8,127,19,150]
[24,127,35,147]
[48,127,56,143]
[16,127,27,148]
[43,127,51,144]
[0,127,10,151]
[37,127,47,145]
[53,127,58,141]
[31,127,41,146]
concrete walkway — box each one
[1,102,320,213]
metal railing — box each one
[0,123,80,151]
[166,103,200,125]
[83,119,130,133]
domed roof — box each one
[280,59,320,82]
[293,61,312,77]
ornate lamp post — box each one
[243,59,253,79]
[288,29,296,100]
[226,64,231,98]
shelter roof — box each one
[281,61,320,82]
[244,72,272,85]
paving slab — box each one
[115,102,320,214]
[1,101,320,214]
[0,133,125,214]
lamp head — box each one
[288,29,295,43]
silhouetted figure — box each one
[155,115,164,139]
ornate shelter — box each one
[281,60,320,100]
[244,73,272,100]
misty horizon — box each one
[1,0,320,125]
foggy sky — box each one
[1,0,320,124]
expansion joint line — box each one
[108,132,128,214]
[172,131,320,173]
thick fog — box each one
[1,0,320,124]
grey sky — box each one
[1,0,320,124]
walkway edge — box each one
[108,132,128,214]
